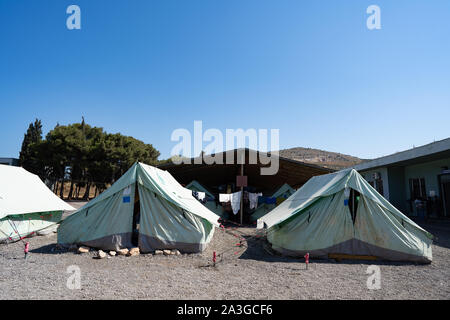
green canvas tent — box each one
[250,183,295,222]
[258,169,433,263]
[0,164,74,242]
[185,180,224,217]
[58,163,220,253]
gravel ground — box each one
[0,218,449,300]
[64,201,88,214]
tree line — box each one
[19,118,161,200]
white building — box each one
[0,158,19,166]
[353,138,450,218]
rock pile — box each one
[96,250,107,259]
[72,245,183,258]
[117,248,129,256]
[128,247,140,256]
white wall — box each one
[404,157,450,200]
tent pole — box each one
[352,190,355,221]
[240,161,244,225]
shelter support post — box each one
[240,162,244,225]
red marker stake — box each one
[24,242,30,260]
[213,251,217,266]
[304,252,309,270]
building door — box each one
[440,174,450,217]
[409,178,426,216]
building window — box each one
[409,178,426,200]
[367,178,384,196]
[366,173,384,196]
[375,179,384,196]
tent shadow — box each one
[30,243,72,255]
[432,239,450,250]
[236,237,300,264]
[237,238,427,266]
[415,220,450,250]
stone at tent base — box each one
[163,250,171,256]
[77,246,89,254]
[154,250,163,255]
[172,249,181,256]
[109,251,116,256]
[117,248,129,256]
[96,250,107,259]
[128,247,140,256]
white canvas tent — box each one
[250,183,295,222]
[0,164,75,242]
[258,169,433,263]
[58,163,220,253]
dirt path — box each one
[0,222,448,300]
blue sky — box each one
[1,0,449,160]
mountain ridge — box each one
[279,147,369,170]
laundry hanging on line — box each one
[192,191,207,203]
[276,196,286,205]
[258,196,277,205]
[231,191,241,215]
[219,193,232,203]
[219,191,242,215]
[249,192,262,209]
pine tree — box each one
[18,119,43,175]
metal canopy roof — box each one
[158,148,334,194]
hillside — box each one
[279,147,368,170]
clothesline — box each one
[191,189,290,215]
[219,191,242,215]
[219,191,288,215]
